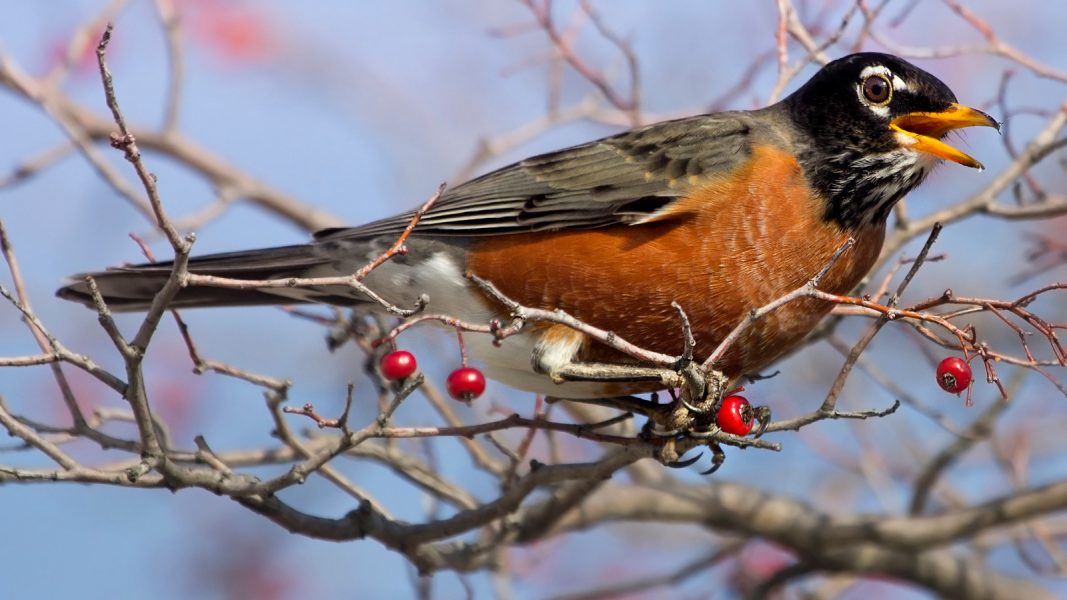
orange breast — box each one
[466,145,885,378]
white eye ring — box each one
[861,74,893,106]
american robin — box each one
[59,53,997,399]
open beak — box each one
[889,103,1000,170]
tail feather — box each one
[57,244,336,312]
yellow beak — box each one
[889,103,999,170]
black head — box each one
[782,53,998,228]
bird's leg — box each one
[665,450,703,469]
[542,361,685,388]
[532,329,737,434]
[547,361,734,436]
[530,325,686,387]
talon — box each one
[667,452,702,469]
[679,396,706,414]
[743,370,780,383]
[700,443,726,475]
[752,405,772,438]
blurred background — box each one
[2,1,1066,598]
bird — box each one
[58,53,998,400]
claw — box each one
[700,443,726,475]
[667,451,703,469]
[679,396,706,414]
[752,405,772,438]
[743,370,780,383]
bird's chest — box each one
[465,146,886,384]
[624,149,886,376]
[691,191,885,376]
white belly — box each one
[357,252,618,399]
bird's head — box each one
[783,52,999,228]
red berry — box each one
[446,367,486,401]
[380,350,417,381]
[936,356,972,394]
[716,395,754,436]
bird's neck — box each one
[796,145,935,230]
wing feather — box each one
[317,111,759,241]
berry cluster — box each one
[380,350,486,401]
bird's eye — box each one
[861,75,892,105]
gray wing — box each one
[316,112,757,241]
[57,112,762,311]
